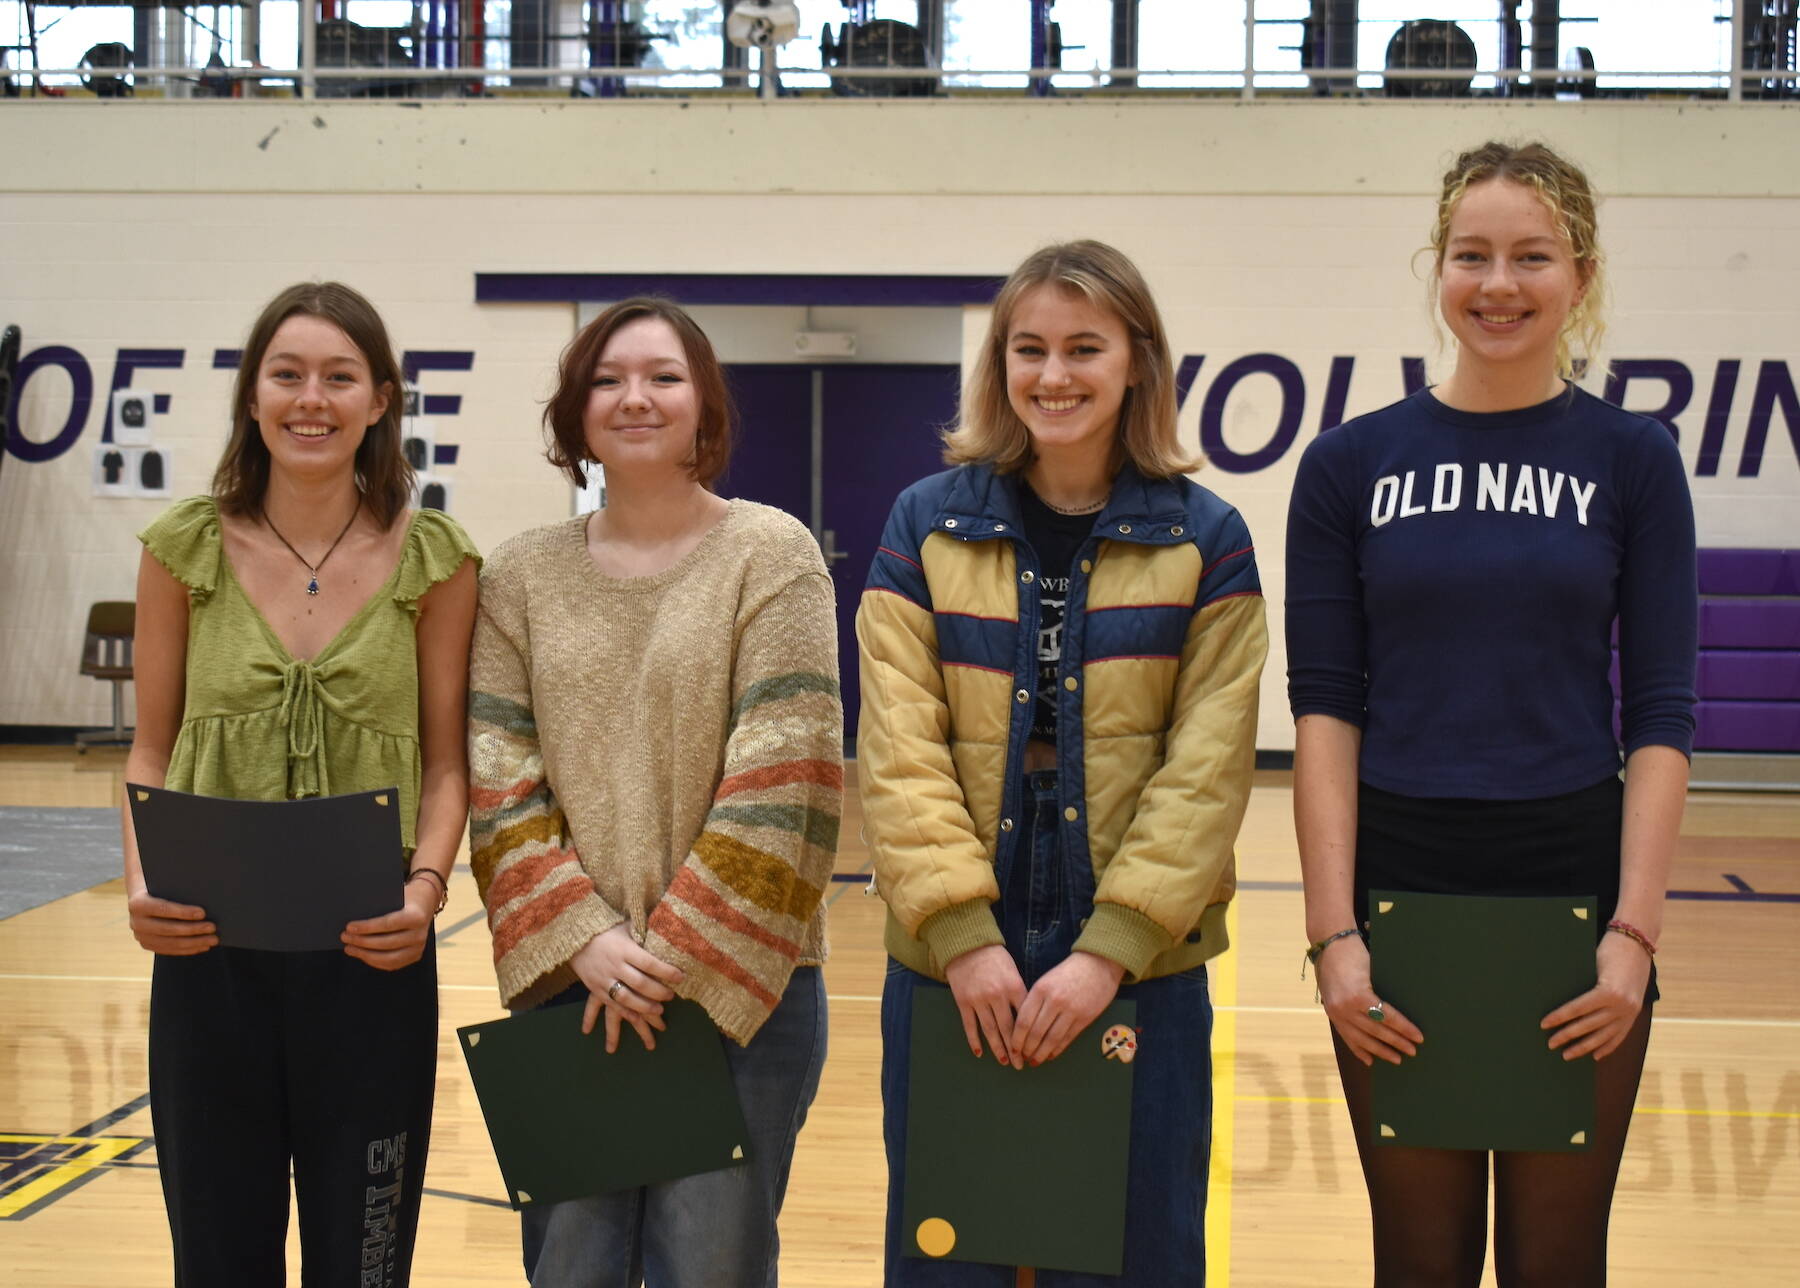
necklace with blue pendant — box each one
[264,502,361,597]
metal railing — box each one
[3,3,1792,103]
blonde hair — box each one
[942,240,1199,477]
[1429,140,1607,381]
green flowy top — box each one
[139,496,481,852]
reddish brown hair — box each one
[214,281,412,527]
[544,297,735,489]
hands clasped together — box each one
[570,922,686,1054]
[943,943,1126,1069]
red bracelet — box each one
[1605,919,1657,958]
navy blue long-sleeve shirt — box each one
[1285,383,1697,800]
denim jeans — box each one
[519,966,827,1288]
[881,771,1214,1286]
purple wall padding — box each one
[1699,600,1800,649]
[1697,549,1800,596]
[1695,701,1800,752]
[1698,651,1800,700]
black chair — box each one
[76,602,135,751]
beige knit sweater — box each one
[467,501,842,1044]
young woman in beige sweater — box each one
[468,298,842,1287]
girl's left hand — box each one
[1541,932,1651,1061]
[342,879,436,970]
[1010,951,1126,1066]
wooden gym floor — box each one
[1,745,1795,1286]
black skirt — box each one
[1355,774,1658,1001]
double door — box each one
[720,363,959,742]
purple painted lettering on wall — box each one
[402,351,474,417]
[4,346,93,463]
[1741,360,1800,479]
[1697,360,1741,478]
[1603,359,1691,442]
[1197,352,1305,474]
[3,344,475,464]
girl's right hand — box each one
[1317,933,1423,1066]
[127,891,217,955]
[570,923,685,1052]
[944,943,1027,1068]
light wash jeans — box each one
[520,967,827,1288]
[881,770,1215,1286]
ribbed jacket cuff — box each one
[1075,904,1176,981]
[919,900,1004,970]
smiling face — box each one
[1439,177,1589,384]
[580,316,700,479]
[1003,284,1135,462]
[250,314,389,483]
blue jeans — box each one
[881,770,1214,1286]
[519,967,827,1288]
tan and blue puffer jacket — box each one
[856,462,1268,983]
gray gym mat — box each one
[0,806,123,921]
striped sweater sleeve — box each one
[645,569,844,1045]
[467,579,622,1008]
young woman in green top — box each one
[120,281,479,1286]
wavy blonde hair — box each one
[942,240,1199,477]
[1429,140,1607,381]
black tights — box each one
[1333,1005,1652,1288]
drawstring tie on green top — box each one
[279,660,330,799]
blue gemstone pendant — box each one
[307,577,319,596]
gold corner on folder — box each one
[467,1032,481,1047]
[1379,1123,1396,1138]
[1573,907,1590,920]
[374,794,390,807]
[135,790,149,802]
[1377,900,1394,915]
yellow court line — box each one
[0,1137,140,1219]
[1231,1095,1800,1121]
[1207,899,1239,1286]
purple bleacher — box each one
[1698,652,1800,700]
[1697,548,1800,596]
[1695,701,1800,753]
[1698,600,1800,650]
[1612,550,1800,754]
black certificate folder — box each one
[902,986,1136,1276]
[1370,891,1597,1153]
[457,998,750,1208]
[127,784,403,952]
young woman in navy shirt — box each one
[1286,141,1696,1285]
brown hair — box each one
[213,281,412,528]
[942,240,1198,478]
[1430,140,1606,379]
[544,297,735,490]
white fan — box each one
[726,2,801,50]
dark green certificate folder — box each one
[457,998,749,1209]
[1370,891,1597,1153]
[902,986,1136,1276]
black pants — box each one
[149,938,438,1287]
[1344,776,1653,1286]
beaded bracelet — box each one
[407,867,449,916]
[1301,926,1364,980]
[1605,918,1657,958]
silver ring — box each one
[608,980,625,1001]
[1367,1002,1386,1024]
